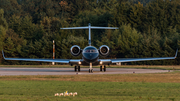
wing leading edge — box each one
[2,49,178,64]
[100,49,178,64]
[2,50,81,64]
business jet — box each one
[2,23,178,73]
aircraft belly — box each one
[81,61,99,66]
[83,55,98,63]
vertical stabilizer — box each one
[88,23,91,46]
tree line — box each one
[0,0,179,65]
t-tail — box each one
[60,23,118,46]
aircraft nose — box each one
[88,54,93,60]
[83,53,98,60]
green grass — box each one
[0,79,180,100]
[0,65,180,100]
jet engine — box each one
[99,45,110,57]
[70,45,81,56]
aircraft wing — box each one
[100,49,178,64]
[2,50,81,64]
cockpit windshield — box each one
[83,46,99,53]
[84,49,98,53]
[85,50,97,53]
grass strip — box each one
[0,80,180,101]
[0,71,180,83]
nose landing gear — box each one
[89,69,93,73]
[89,63,93,73]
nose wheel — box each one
[89,69,93,73]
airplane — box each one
[2,23,178,73]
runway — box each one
[0,67,171,76]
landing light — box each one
[78,62,81,65]
[100,61,103,65]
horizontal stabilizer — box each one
[61,23,118,46]
[61,26,118,30]
[61,27,89,29]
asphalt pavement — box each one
[0,67,170,76]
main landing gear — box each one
[100,65,106,72]
[74,66,80,72]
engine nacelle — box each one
[70,45,81,56]
[99,45,110,57]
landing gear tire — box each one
[89,69,93,73]
[91,69,93,73]
[74,66,77,72]
[100,66,102,71]
[104,66,106,72]
[78,66,80,72]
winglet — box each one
[175,49,178,58]
[2,50,5,59]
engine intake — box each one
[99,45,110,57]
[70,45,81,56]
